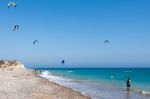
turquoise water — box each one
[37,68,150,99]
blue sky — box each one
[0,0,150,67]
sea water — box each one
[36,68,150,99]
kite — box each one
[61,60,65,65]
[104,40,110,44]
[13,25,19,31]
[8,2,16,8]
[33,40,38,44]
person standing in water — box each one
[126,77,131,91]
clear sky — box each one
[0,0,150,67]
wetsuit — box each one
[126,80,131,88]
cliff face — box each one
[0,60,25,70]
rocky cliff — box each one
[0,60,25,70]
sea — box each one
[35,68,150,99]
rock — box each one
[0,60,25,70]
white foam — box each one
[42,70,51,75]
[123,71,132,72]
[40,71,72,82]
[142,90,150,96]
[67,71,73,73]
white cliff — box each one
[0,60,25,70]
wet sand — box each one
[0,69,91,99]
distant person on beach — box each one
[35,69,37,72]
[126,77,131,91]
[40,70,42,74]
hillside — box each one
[0,60,25,70]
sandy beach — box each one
[0,68,91,99]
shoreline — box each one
[37,68,150,99]
[34,70,91,98]
[0,68,91,99]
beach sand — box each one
[0,69,91,99]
